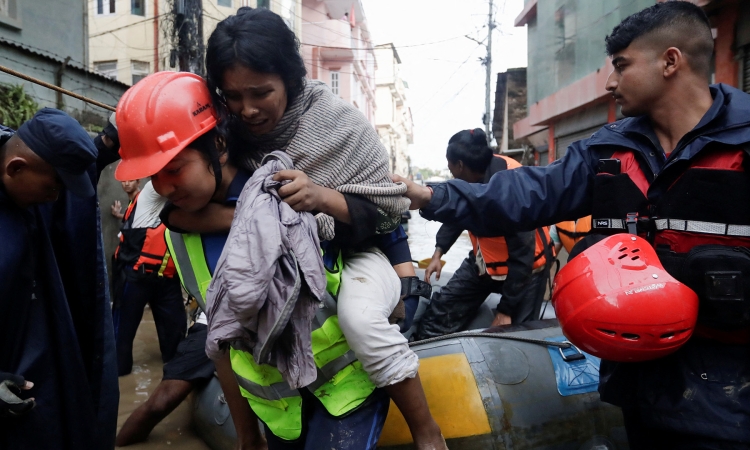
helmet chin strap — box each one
[209,150,223,194]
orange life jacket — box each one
[555,216,592,253]
[469,155,555,278]
[114,192,176,278]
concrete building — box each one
[88,0,301,84]
[512,0,750,165]
[0,0,128,125]
[300,0,377,126]
[374,43,413,177]
[492,67,533,165]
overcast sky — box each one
[361,0,528,170]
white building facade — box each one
[88,0,300,84]
[374,43,413,177]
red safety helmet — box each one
[551,234,698,362]
[114,71,218,181]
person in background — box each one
[0,108,119,449]
[110,176,186,376]
[111,179,140,220]
[417,128,553,340]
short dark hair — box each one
[205,7,307,124]
[446,128,492,174]
[605,1,713,78]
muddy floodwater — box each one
[115,215,474,449]
[116,308,210,450]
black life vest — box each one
[590,144,750,334]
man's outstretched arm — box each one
[397,142,598,237]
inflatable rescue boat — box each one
[192,271,628,449]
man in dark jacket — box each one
[397,2,750,447]
[0,109,119,449]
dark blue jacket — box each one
[0,126,119,449]
[422,84,750,440]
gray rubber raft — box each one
[192,319,628,449]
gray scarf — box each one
[231,80,409,240]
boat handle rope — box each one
[409,331,573,349]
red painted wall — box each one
[713,0,739,87]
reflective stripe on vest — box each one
[167,233,374,441]
[164,230,208,313]
[655,218,750,237]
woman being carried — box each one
[162,7,445,450]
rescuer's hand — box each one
[0,372,35,417]
[111,200,123,219]
[391,174,432,210]
[424,251,444,283]
[491,312,512,327]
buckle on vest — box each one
[626,212,638,235]
[400,276,432,299]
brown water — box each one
[116,308,210,450]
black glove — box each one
[0,372,35,417]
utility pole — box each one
[484,0,494,145]
[173,0,205,75]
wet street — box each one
[116,214,462,449]
[406,212,474,274]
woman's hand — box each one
[274,170,351,223]
[390,174,432,210]
[274,170,325,212]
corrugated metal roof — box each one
[0,36,130,88]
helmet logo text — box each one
[193,102,211,116]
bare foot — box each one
[413,429,448,450]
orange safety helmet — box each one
[551,234,698,362]
[114,71,218,181]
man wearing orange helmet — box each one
[398,2,750,447]
[113,71,426,450]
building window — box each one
[131,61,150,85]
[131,0,145,16]
[257,0,270,9]
[0,0,21,28]
[217,0,232,6]
[97,0,116,15]
[330,71,339,96]
[94,61,118,80]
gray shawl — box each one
[231,80,410,240]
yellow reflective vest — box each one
[165,230,375,441]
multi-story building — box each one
[300,0,377,126]
[374,43,413,177]
[512,0,748,165]
[88,0,301,84]
[0,0,127,124]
